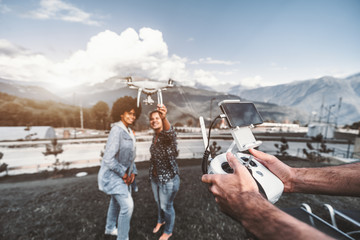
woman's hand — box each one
[128,173,135,185]
[157,104,167,120]
[122,173,136,185]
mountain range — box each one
[227,73,360,125]
[1,73,359,126]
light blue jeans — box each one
[151,175,180,234]
[105,193,134,240]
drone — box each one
[125,76,174,107]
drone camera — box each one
[167,79,174,87]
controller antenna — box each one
[200,115,222,174]
[202,150,210,174]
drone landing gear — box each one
[136,88,164,107]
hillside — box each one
[0,78,64,103]
[0,92,94,128]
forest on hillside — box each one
[0,92,111,130]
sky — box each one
[0,0,359,91]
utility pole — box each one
[80,102,84,129]
[334,97,342,128]
[209,97,216,122]
[319,96,324,122]
[324,104,335,139]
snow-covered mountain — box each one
[228,73,360,125]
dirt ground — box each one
[0,158,359,240]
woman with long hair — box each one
[148,104,180,240]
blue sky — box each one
[0,0,359,90]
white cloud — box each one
[269,62,288,71]
[0,39,55,82]
[193,69,219,86]
[239,75,264,88]
[0,28,192,89]
[58,28,189,85]
[25,0,102,26]
[211,70,237,76]
[2,28,267,91]
[190,57,240,65]
[0,39,27,56]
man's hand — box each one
[249,148,295,192]
[201,152,261,219]
[202,151,337,240]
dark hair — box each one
[149,110,161,119]
[111,96,141,122]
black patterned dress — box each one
[149,126,179,183]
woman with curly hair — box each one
[98,96,141,240]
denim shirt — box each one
[98,121,137,195]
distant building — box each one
[0,126,56,141]
[354,137,360,159]
[307,123,334,139]
[255,122,301,133]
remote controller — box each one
[199,100,284,204]
[208,152,284,204]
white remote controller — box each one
[208,152,284,204]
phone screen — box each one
[220,102,263,128]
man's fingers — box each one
[209,181,224,197]
[226,152,250,176]
[202,175,221,196]
[249,148,276,167]
[202,175,223,195]
[226,152,242,169]
[249,148,267,158]
[201,174,214,184]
